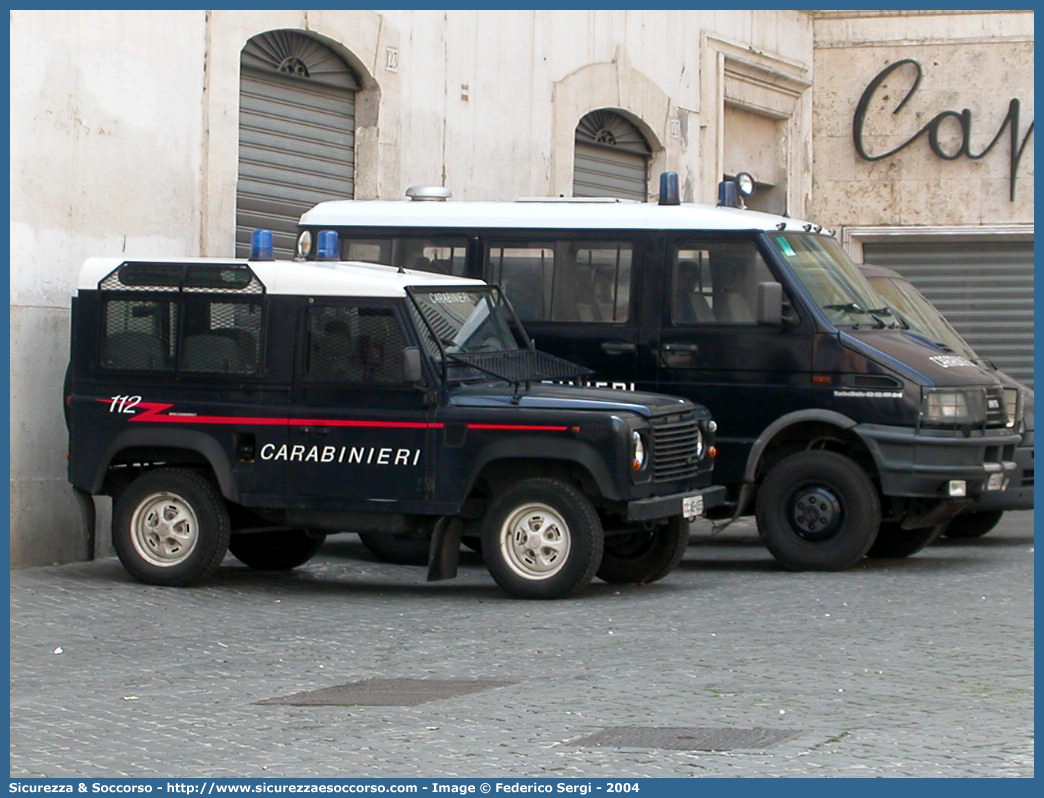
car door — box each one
[289,298,435,508]
[485,235,640,389]
[656,234,813,483]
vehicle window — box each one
[672,242,773,325]
[304,305,406,384]
[101,299,178,371]
[488,240,632,323]
[769,234,888,326]
[179,298,262,374]
[342,236,469,276]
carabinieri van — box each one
[65,246,722,599]
[292,174,1021,571]
[860,262,1033,539]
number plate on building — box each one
[682,495,704,518]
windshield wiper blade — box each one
[822,302,867,314]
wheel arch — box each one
[90,428,238,501]
[464,439,618,503]
[745,410,879,487]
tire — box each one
[112,468,230,586]
[943,509,1005,539]
[597,517,689,585]
[755,450,881,571]
[481,477,603,599]
[358,532,430,566]
[229,530,326,570]
[866,522,944,559]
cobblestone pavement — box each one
[10,511,1033,778]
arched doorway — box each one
[573,109,651,201]
[237,29,360,257]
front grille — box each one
[651,412,702,481]
[985,386,1009,429]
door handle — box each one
[601,341,637,354]
[661,343,700,354]
[300,426,331,436]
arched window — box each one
[573,110,651,201]
[237,30,360,258]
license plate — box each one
[987,472,1006,491]
[682,494,704,518]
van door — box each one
[486,236,640,389]
[657,235,813,483]
[288,299,434,508]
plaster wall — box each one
[10,10,207,565]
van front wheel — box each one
[755,451,880,571]
[481,478,603,599]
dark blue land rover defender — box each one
[65,251,722,599]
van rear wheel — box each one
[597,518,689,584]
[113,468,230,586]
[755,451,880,571]
[357,533,430,566]
[943,509,1004,539]
[481,478,603,599]
[229,530,326,570]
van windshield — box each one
[769,233,894,327]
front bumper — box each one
[973,443,1034,511]
[855,423,1020,499]
[625,484,727,522]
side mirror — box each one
[756,282,783,327]
[403,346,424,384]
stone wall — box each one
[811,10,1034,230]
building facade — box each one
[9,10,1032,567]
[811,10,1034,387]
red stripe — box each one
[108,400,563,432]
[467,424,569,431]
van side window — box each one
[672,242,772,325]
[488,240,632,323]
[341,236,469,276]
[179,299,262,374]
[102,299,178,371]
[304,305,406,384]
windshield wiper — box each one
[822,302,867,314]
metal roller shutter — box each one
[573,110,650,201]
[863,239,1034,387]
[236,31,359,259]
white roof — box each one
[77,257,485,296]
[299,198,822,233]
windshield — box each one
[769,233,894,327]
[409,287,522,356]
[867,274,981,362]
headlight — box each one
[296,230,313,259]
[631,430,647,471]
[921,388,986,425]
[694,425,705,460]
[1003,387,1020,429]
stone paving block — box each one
[10,512,1035,777]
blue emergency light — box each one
[658,172,680,206]
[317,230,340,260]
[249,229,274,261]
